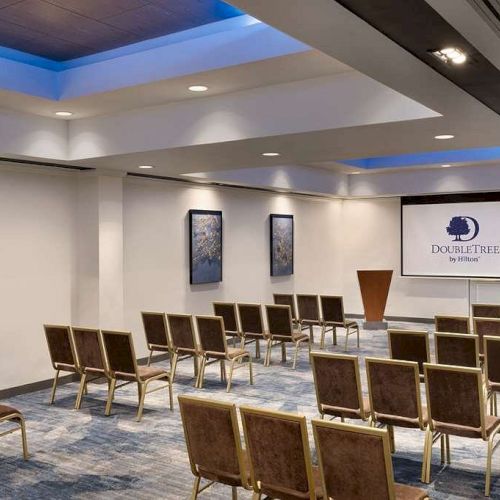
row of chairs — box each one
[309,349,500,496]
[179,395,428,500]
[435,313,500,337]
[44,325,172,421]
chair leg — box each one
[220,360,227,382]
[167,377,174,411]
[445,434,451,464]
[485,429,499,497]
[320,325,326,350]
[231,486,238,499]
[49,369,60,405]
[255,339,260,359]
[421,426,433,484]
[197,357,207,389]
[281,342,286,362]
[495,392,498,417]
[105,378,117,416]
[309,325,314,344]
[264,340,272,367]
[440,435,445,464]
[344,327,350,352]
[333,327,337,346]
[191,476,201,500]
[19,416,29,460]
[251,492,262,500]
[75,372,87,410]
[356,326,360,348]
[226,359,235,393]
[147,349,154,367]
[136,382,146,422]
[293,342,300,370]
[388,425,395,453]
[170,352,179,383]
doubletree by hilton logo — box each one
[446,216,480,242]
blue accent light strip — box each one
[341,147,500,169]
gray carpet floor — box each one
[1,322,499,499]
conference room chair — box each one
[434,332,480,368]
[484,336,500,417]
[0,405,29,460]
[365,358,426,454]
[178,395,250,499]
[472,303,500,319]
[72,327,109,410]
[44,324,80,405]
[296,294,323,344]
[388,329,430,381]
[195,316,253,392]
[310,352,369,422]
[434,315,470,334]
[312,419,428,500]
[273,293,299,326]
[166,313,200,385]
[264,304,309,369]
[101,330,173,422]
[141,311,170,366]
[319,295,359,351]
[237,303,267,359]
[213,302,241,346]
[240,406,322,500]
[474,317,500,361]
[422,363,500,496]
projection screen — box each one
[401,193,500,278]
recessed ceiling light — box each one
[441,164,452,167]
[262,152,280,157]
[434,134,455,140]
[55,111,73,117]
[431,47,467,64]
[188,85,208,92]
[350,171,361,175]
[138,165,154,169]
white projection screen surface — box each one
[401,193,500,278]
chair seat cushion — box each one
[375,406,428,430]
[55,363,78,373]
[323,397,370,420]
[0,404,20,419]
[434,415,500,439]
[137,365,169,381]
[345,320,358,328]
[260,465,323,499]
[394,483,428,499]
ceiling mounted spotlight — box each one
[261,152,280,157]
[138,165,154,169]
[55,111,73,117]
[188,85,208,92]
[434,134,455,140]
[441,164,452,167]
[431,47,467,65]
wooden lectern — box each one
[357,270,393,329]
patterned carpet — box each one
[1,322,499,499]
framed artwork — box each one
[189,209,223,284]
[270,214,294,276]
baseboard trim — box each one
[0,353,170,400]
[347,313,434,324]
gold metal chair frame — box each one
[472,303,500,320]
[434,332,480,368]
[213,302,242,347]
[240,405,318,500]
[273,293,300,327]
[434,315,470,334]
[264,305,310,369]
[166,313,201,386]
[195,316,253,392]
[484,336,500,417]
[365,357,424,454]
[0,410,29,460]
[319,295,359,351]
[141,311,171,366]
[101,330,173,422]
[310,351,367,422]
[44,324,80,405]
[179,395,251,500]
[296,294,323,345]
[387,329,430,381]
[236,302,268,359]
[422,363,500,496]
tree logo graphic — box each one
[446,216,479,241]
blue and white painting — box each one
[270,214,294,276]
[189,210,222,284]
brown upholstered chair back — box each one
[425,364,483,432]
[313,420,394,500]
[72,327,105,371]
[213,302,238,333]
[388,329,429,375]
[265,304,293,338]
[273,293,297,321]
[297,294,320,321]
[101,330,137,376]
[435,333,479,368]
[178,396,246,487]
[196,316,227,354]
[320,295,345,324]
[435,315,470,334]
[141,311,169,348]
[472,303,500,319]
[366,358,422,425]
[240,407,315,499]
[310,352,364,417]
[484,336,500,386]
[237,303,264,334]
[474,317,500,354]
[44,325,77,369]
[167,314,197,351]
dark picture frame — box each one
[270,214,294,276]
[189,209,223,284]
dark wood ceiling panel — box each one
[336,0,500,115]
[0,0,242,60]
